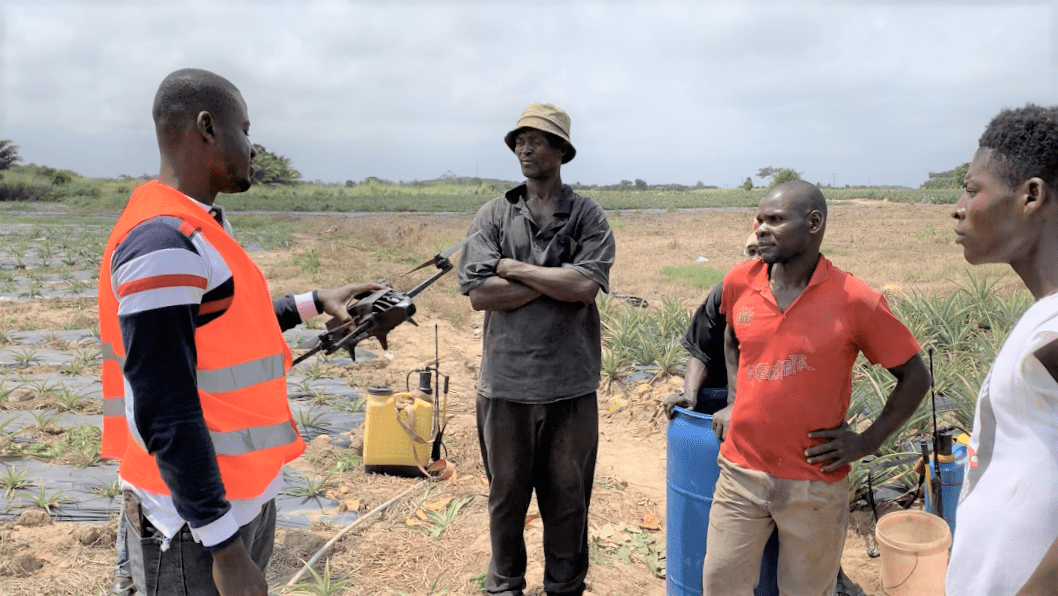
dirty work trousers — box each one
[476,392,599,596]
[702,456,848,596]
[124,491,276,596]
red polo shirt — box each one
[720,256,920,482]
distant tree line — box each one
[0,140,21,174]
[754,166,802,189]
[0,136,970,198]
[920,162,970,190]
[252,144,302,185]
[571,179,720,192]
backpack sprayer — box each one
[862,347,969,555]
[358,324,453,479]
[406,325,450,468]
[291,233,474,479]
[919,348,969,535]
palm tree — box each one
[0,140,20,170]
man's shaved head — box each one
[153,68,244,142]
[767,180,827,218]
[755,180,827,264]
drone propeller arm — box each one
[406,261,452,298]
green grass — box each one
[52,388,85,412]
[229,214,299,249]
[915,224,950,242]
[419,494,474,540]
[60,358,88,376]
[30,409,60,428]
[659,264,725,290]
[0,465,34,496]
[819,244,848,257]
[280,560,354,596]
[331,450,362,474]
[66,423,102,453]
[10,348,39,367]
[282,475,332,499]
[295,406,328,430]
[20,485,73,513]
[292,248,321,276]
[91,478,121,498]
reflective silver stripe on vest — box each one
[196,353,285,394]
[102,397,126,418]
[101,342,126,368]
[209,420,299,456]
[105,341,284,394]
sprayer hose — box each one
[283,479,430,587]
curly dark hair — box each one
[978,104,1058,190]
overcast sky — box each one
[1,1,1056,188]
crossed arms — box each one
[468,257,600,311]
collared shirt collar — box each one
[188,196,221,217]
[504,183,575,215]
[184,194,231,235]
[749,254,832,292]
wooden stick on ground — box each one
[283,479,430,587]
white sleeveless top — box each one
[946,292,1058,594]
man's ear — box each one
[196,111,216,143]
[1020,177,1051,216]
[808,210,825,233]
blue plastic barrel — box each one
[667,404,779,596]
[924,443,966,538]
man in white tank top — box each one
[948,104,1058,595]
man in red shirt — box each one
[704,180,930,595]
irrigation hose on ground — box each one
[283,478,430,587]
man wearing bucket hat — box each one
[703,180,930,596]
[947,104,1058,596]
[458,103,615,596]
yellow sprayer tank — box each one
[362,385,433,476]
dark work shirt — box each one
[682,282,728,391]
[457,184,615,403]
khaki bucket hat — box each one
[504,102,576,163]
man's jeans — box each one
[125,491,276,596]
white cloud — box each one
[1,1,1055,186]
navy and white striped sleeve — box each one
[274,292,321,331]
[112,217,238,551]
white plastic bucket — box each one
[875,510,951,596]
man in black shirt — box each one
[664,231,758,418]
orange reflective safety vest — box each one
[98,180,305,499]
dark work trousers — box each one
[476,392,599,596]
[125,491,276,596]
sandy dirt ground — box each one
[0,200,993,596]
